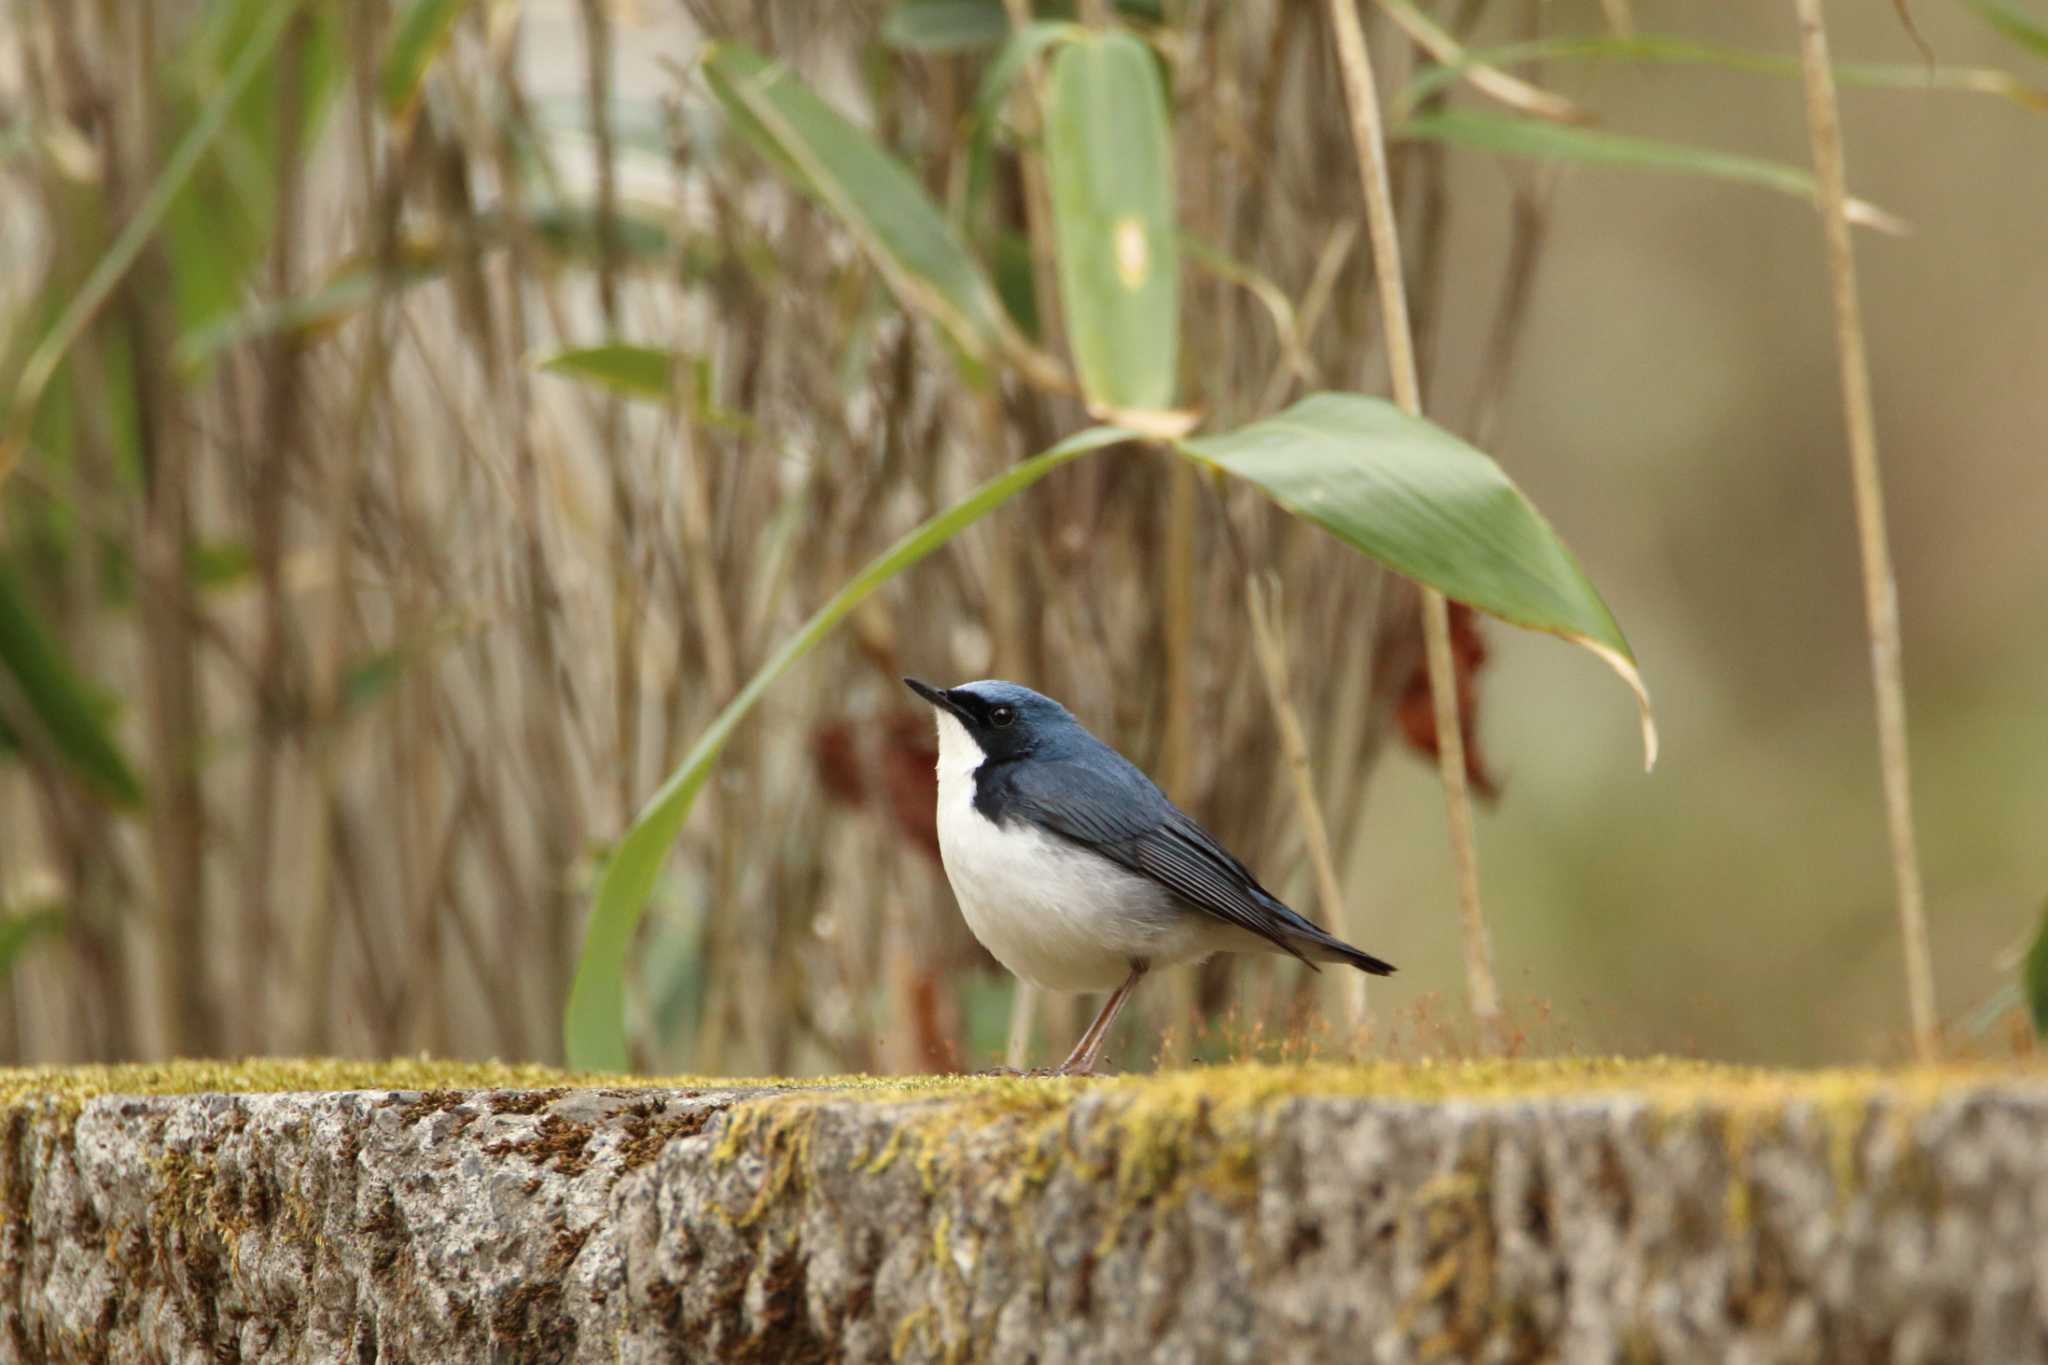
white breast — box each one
[930,710,1218,992]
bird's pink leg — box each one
[1056,962,1148,1076]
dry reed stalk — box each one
[1793,0,1938,1063]
[1325,0,1502,1041]
[1246,575,1368,1030]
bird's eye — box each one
[989,704,1016,728]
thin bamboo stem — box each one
[1247,576,1367,1031]
[1325,0,1502,1039]
[1793,0,1937,1063]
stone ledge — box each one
[2,1060,2045,1362]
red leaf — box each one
[1390,601,1500,801]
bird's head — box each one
[903,677,1073,764]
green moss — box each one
[4,1054,2042,1226]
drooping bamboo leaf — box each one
[882,0,1010,52]
[1044,30,1181,417]
[1964,0,2048,61]
[563,424,1132,1070]
[1399,34,2048,112]
[1177,393,1657,766]
[539,345,679,401]
[381,0,476,120]
[2026,900,2048,1038]
[701,42,1031,378]
[1400,109,1907,234]
[0,564,143,806]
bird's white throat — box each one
[931,707,986,810]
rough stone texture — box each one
[3,1068,2047,1362]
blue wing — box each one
[981,741,1394,975]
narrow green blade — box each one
[882,0,1010,52]
[539,345,679,401]
[1177,393,1655,766]
[563,425,1131,1070]
[1964,0,2048,61]
[381,0,475,119]
[1402,109,1905,232]
[701,42,1014,371]
[1044,30,1180,415]
[1399,33,2048,112]
[0,565,144,807]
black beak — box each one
[903,677,968,721]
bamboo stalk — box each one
[237,11,312,1055]
[1004,982,1040,1071]
[1246,575,1367,1031]
[1793,0,1938,1063]
[1324,0,1502,1041]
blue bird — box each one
[905,678,1394,1075]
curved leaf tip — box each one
[1578,638,1658,771]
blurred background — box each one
[0,0,2041,1074]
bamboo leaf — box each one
[1044,30,1181,415]
[962,20,1081,232]
[539,344,678,400]
[162,0,345,340]
[0,904,64,983]
[0,564,144,807]
[5,0,308,433]
[882,0,1010,52]
[563,425,1132,1070]
[701,42,1021,374]
[1964,0,2048,61]
[1177,393,1656,766]
[174,206,683,368]
[381,0,475,120]
[1401,109,1908,233]
[2027,900,2048,1038]
[1399,33,2048,112]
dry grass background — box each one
[0,0,2042,1073]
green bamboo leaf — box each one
[381,0,475,119]
[0,904,65,983]
[1177,393,1656,766]
[961,20,1082,231]
[701,42,1021,374]
[539,345,678,400]
[1964,0,2048,61]
[1401,109,1907,233]
[2026,900,2048,1038]
[537,345,758,434]
[6,0,308,429]
[162,0,345,341]
[1044,30,1180,416]
[175,206,684,368]
[0,564,143,806]
[563,424,1131,1070]
[1399,33,2048,111]
[882,0,1010,52]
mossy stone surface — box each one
[0,1057,2042,1361]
